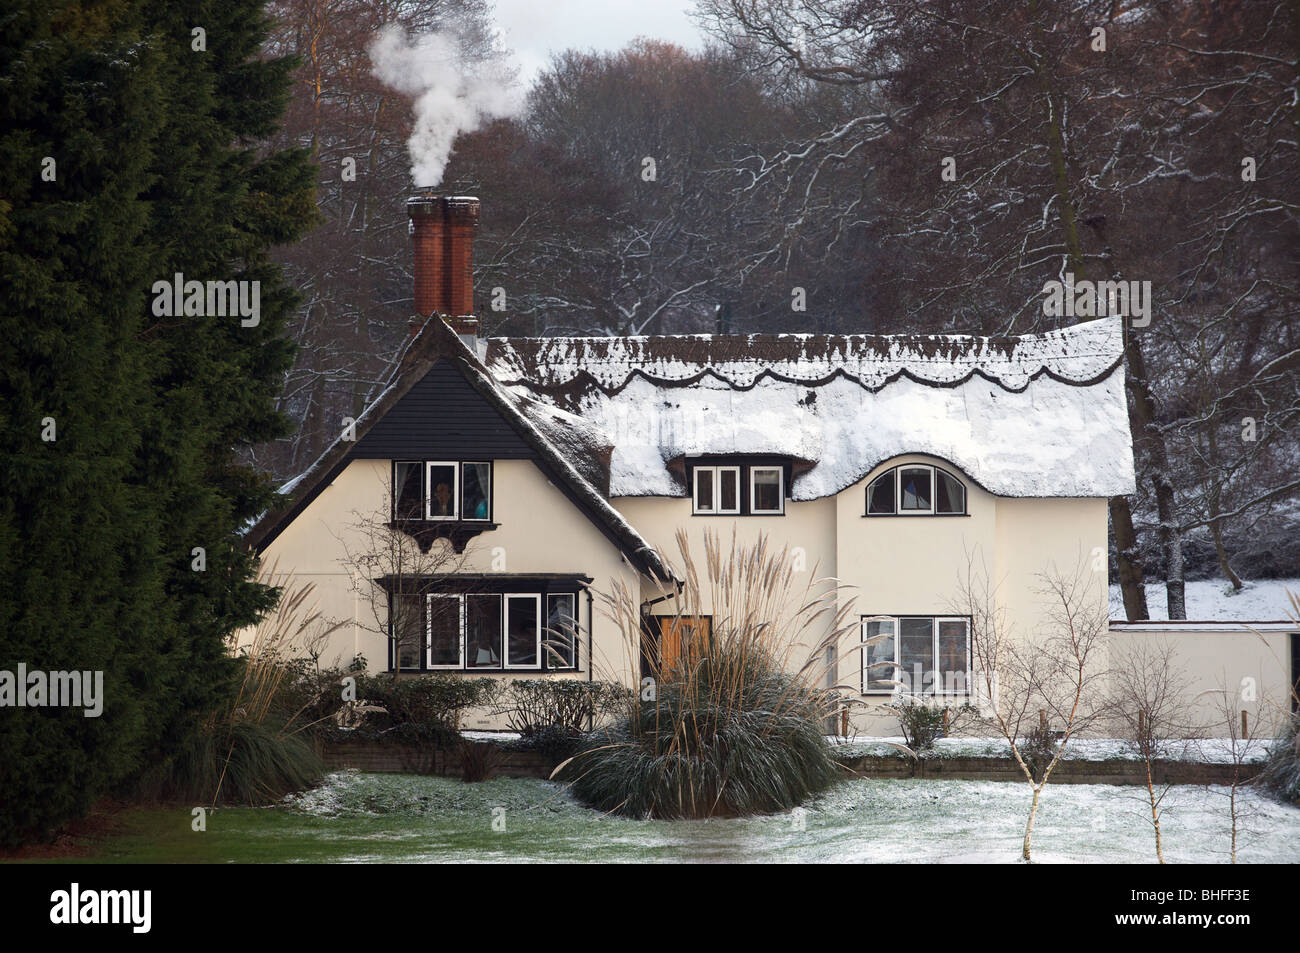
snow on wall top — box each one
[485,318,1137,501]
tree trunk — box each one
[1145,759,1164,864]
[1023,785,1042,862]
[1110,495,1149,619]
[1123,334,1186,619]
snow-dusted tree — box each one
[955,549,1109,861]
[1107,639,1199,863]
[1200,673,1269,865]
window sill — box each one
[862,512,970,518]
[389,520,498,554]
[389,668,579,676]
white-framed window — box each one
[861,615,970,696]
[693,465,741,515]
[546,593,579,668]
[427,593,465,668]
[393,461,424,520]
[425,461,459,520]
[866,465,966,516]
[393,590,579,672]
[505,593,542,669]
[750,466,785,515]
[461,462,491,521]
[393,592,425,670]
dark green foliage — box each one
[320,674,500,748]
[497,679,627,735]
[887,699,978,752]
[496,679,627,761]
[1016,726,1060,784]
[560,659,839,820]
[0,0,314,844]
[150,719,324,806]
[1260,715,1300,805]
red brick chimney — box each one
[407,192,480,340]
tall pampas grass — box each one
[155,561,345,805]
[559,529,860,819]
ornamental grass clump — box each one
[558,530,858,819]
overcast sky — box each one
[492,0,706,84]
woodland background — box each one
[255,0,1299,622]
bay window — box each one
[389,585,582,673]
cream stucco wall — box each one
[254,450,1290,741]
[255,457,643,728]
[1108,625,1294,739]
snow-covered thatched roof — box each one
[486,318,1137,500]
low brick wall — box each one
[835,754,1263,785]
[322,741,556,778]
[322,739,1262,786]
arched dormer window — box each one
[865,464,966,516]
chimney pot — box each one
[407,193,479,337]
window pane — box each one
[898,617,935,693]
[395,462,423,520]
[428,596,461,667]
[720,468,738,511]
[506,596,539,667]
[867,470,895,514]
[427,464,458,519]
[546,594,578,668]
[393,594,423,669]
[936,470,965,514]
[864,618,896,691]
[466,594,502,668]
[937,620,969,694]
[899,467,932,511]
[752,468,782,512]
[695,468,714,512]
[462,463,490,521]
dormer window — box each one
[693,466,740,515]
[866,464,966,516]
[750,466,785,515]
[689,458,789,516]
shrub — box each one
[1260,714,1300,805]
[320,674,499,747]
[1017,725,1059,784]
[887,699,980,752]
[498,679,626,734]
[558,529,857,819]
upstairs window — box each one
[866,464,966,516]
[750,467,785,515]
[393,460,492,522]
[690,460,789,516]
[693,466,740,515]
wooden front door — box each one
[656,616,712,676]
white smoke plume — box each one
[369,25,522,187]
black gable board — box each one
[350,359,535,460]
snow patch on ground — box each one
[829,735,1271,763]
[1109,578,1300,621]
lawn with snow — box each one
[80,771,1299,863]
[829,736,1272,763]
